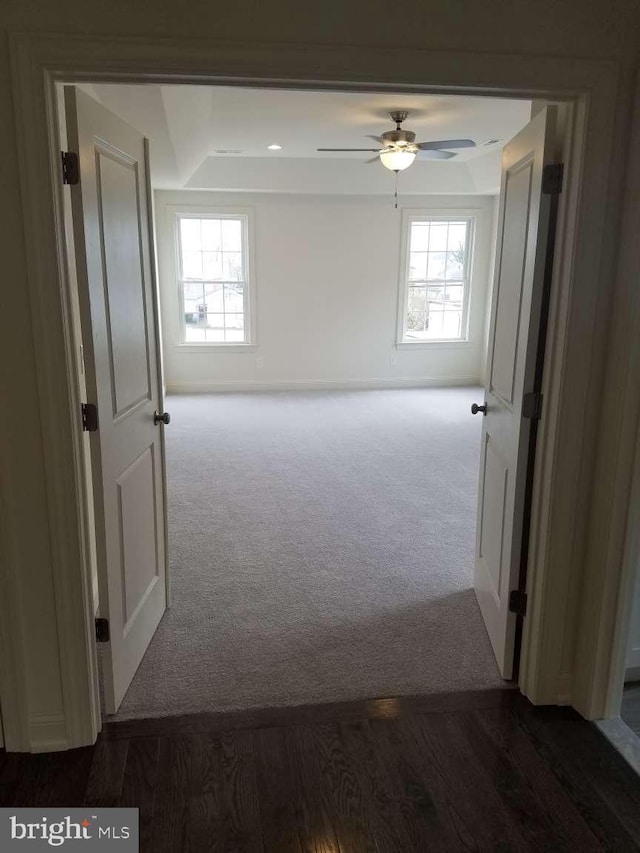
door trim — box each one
[4,31,629,749]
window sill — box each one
[396,339,473,350]
[176,343,257,353]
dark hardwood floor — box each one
[2,689,640,851]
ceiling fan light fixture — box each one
[379,148,416,172]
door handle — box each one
[154,410,171,425]
[471,403,487,415]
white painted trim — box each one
[28,714,68,754]
[570,70,640,721]
[166,376,482,393]
[4,30,629,749]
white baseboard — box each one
[166,376,481,393]
[29,713,68,753]
[625,665,640,683]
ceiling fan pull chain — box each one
[394,170,399,209]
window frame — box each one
[396,209,478,348]
[173,208,256,349]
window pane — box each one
[183,282,203,324]
[180,218,201,251]
[410,223,430,251]
[445,284,464,308]
[409,252,427,281]
[203,250,222,280]
[182,250,202,280]
[429,223,448,251]
[184,325,206,342]
[222,251,243,281]
[223,283,244,313]
[225,312,244,331]
[407,286,428,333]
[445,251,465,280]
[427,252,447,280]
[225,328,245,342]
[201,219,222,252]
[203,282,224,312]
[447,222,467,251]
[205,315,225,342]
[222,219,242,252]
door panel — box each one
[65,86,168,714]
[490,161,534,403]
[474,106,558,678]
[97,148,151,416]
[117,445,159,630]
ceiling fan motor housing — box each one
[381,128,416,148]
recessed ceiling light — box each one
[267,144,282,150]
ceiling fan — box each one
[317,110,476,171]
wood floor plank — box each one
[406,713,532,851]
[148,735,192,853]
[84,738,129,807]
[285,725,343,853]
[218,730,264,853]
[370,715,477,852]
[295,722,377,853]
[252,727,303,853]
[513,699,640,851]
[184,734,225,853]
[119,737,160,852]
[463,707,604,852]
[0,752,28,806]
[337,719,423,852]
[21,748,94,807]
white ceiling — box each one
[83,84,531,194]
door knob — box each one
[471,403,487,415]
[154,410,171,425]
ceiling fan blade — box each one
[364,154,381,164]
[316,148,382,152]
[416,139,476,150]
[366,135,385,145]
[416,149,457,160]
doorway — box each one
[8,31,616,751]
[58,81,559,721]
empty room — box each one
[58,82,541,722]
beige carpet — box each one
[111,387,505,720]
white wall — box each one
[156,191,496,391]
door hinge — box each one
[509,589,528,617]
[81,402,98,432]
[542,163,564,195]
[95,618,110,643]
[522,391,543,420]
[61,151,79,185]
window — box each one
[399,215,474,343]
[177,213,253,345]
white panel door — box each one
[65,87,168,714]
[474,106,558,678]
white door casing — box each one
[65,86,168,714]
[474,106,558,679]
